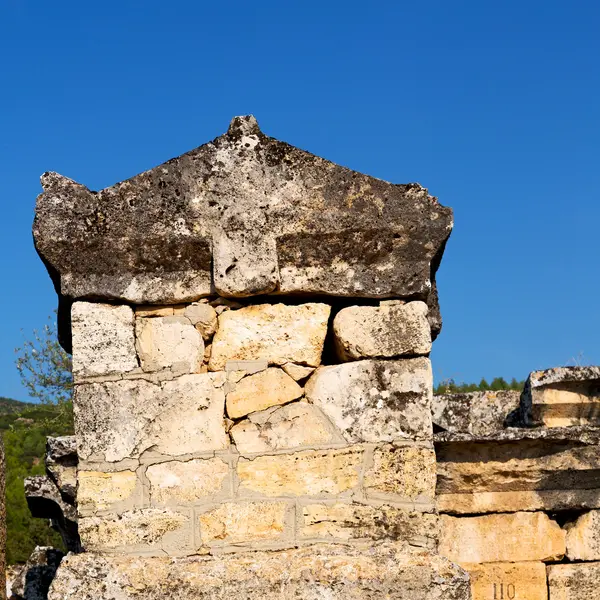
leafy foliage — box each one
[2,402,74,564]
[15,313,73,405]
[435,376,524,395]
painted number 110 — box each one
[493,583,516,599]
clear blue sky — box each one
[1,1,598,401]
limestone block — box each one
[281,362,315,381]
[10,546,64,600]
[548,563,600,600]
[78,470,141,516]
[432,390,520,435]
[230,402,344,454]
[135,306,174,317]
[48,544,471,600]
[147,458,230,506]
[226,368,303,419]
[79,509,191,554]
[520,366,600,427]
[75,373,228,462]
[461,562,547,600]
[300,503,438,548]
[364,445,436,504]
[135,316,203,373]
[439,512,566,564]
[237,447,362,497]
[45,435,77,503]
[209,303,331,371]
[436,428,600,514]
[333,301,431,361]
[71,302,137,379]
[198,501,290,546]
[566,510,600,560]
[305,358,433,443]
[184,302,218,340]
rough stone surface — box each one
[237,447,363,497]
[548,562,600,600]
[566,509,600,560]
[75,373,228,462]
[436,427,600,513]
[439,512,566,564]
[78,470,140,516]
[147,458,230,506]
[79,509,190,553]
[209,303,330,371]
[198,501,290,546]
[333,301,431,361]
[34,116,453,335]
[225,368,303,419]
[300,503,438,548]
[520,366,600,427]
[71,302,137,379]
[184,303,218,340]
[24,475,80,553]
[364,445,436,504]
[230,402,344,454]
[432,390,520,435]
[48,545,471,600]
[45,436,77,504]
[281,362,315,381]
[461,562,547,600]
[135,306,174,317]
[10,546,64,600]
[135,316,203,374]
[305,358,433,443]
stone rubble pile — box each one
[31,116,469,599]
[433,366,600,600]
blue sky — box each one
[1,1,599,401]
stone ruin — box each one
[12,115,600,599]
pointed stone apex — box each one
[40,172,78,192]
[228,115,260,137]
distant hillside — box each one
[0,397,34,415]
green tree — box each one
[15,312,72,405]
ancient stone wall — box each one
[433,368,600,600]
[32,116,472,599]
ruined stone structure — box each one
[433,368,600,600]
[31,116,470,599]
[29,115,600,600]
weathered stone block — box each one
[436,428,600,514]
[45,435,77,503]
[75,373,228,462]
[439,512,566,564]
[135,306,174,317]
[237,447,362,497]
[71,302,137,379]
[147,458,230,506]
[230,402,344,454]
[198,501,290,546]
[548,563,600,600]
[300,503,438,548]
[79,509,191,554]
[521,366,600,427]
[432,390,520,435]
[566,509,600,560]
[226,368,303,419]
[333,301,431,361]
[184,302,218,340]
[305,358,433,443]
[363,445,436,504]
[209,303,330,371]
[461,562,547,600]
[48,545,471,600]
[281,362,315,381]
[135,316,203,373]
[78,470,141,516]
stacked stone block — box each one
[71,298,439,557]
[434,367,600,600]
